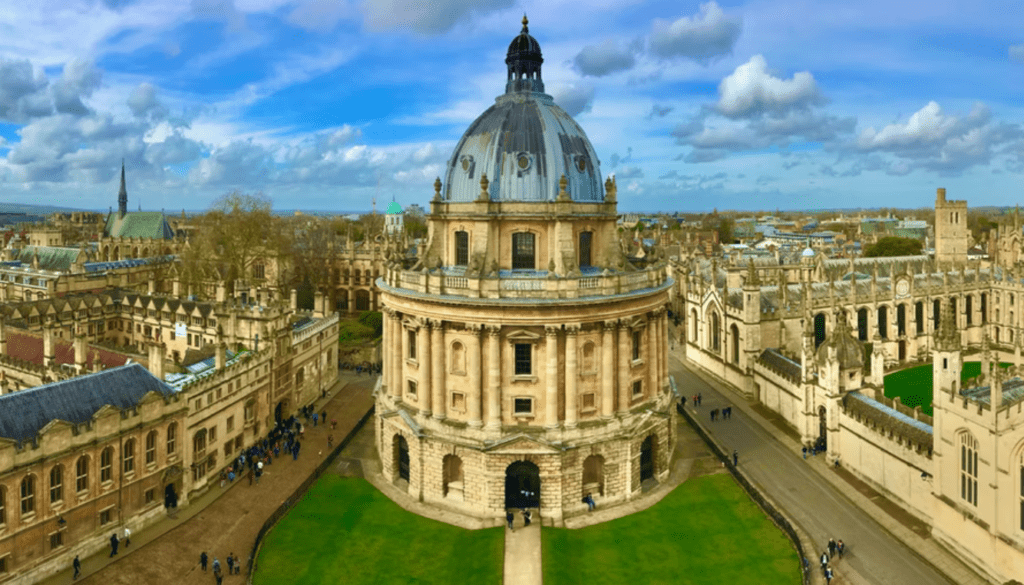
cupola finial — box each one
[522,14,528,32]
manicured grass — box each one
[542,474,799,585]
[883,361,1010,416]
[255,475,504,585]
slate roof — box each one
[0,363,176,444]
[843,391,933,448]
[104,211,174,240]
[960,377,1024,406]
[757,348,802,382]
[11,246,82,272]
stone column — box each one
[485,326,502,429]
[382,308,392,393]
[545,326,560,428]
[648,313,658,398]
[618,322,631,414]
[601,321,615,418]
[565,325,579,428]
[468,325,483,427]
[431,320,445,420]
[347,288,354,313]
[390,312,402,399]
[659,309,668,390]
[419,321,432,416]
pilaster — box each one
[564,325,579,428]
[467,324,483,427]
[545,325,560,428]
[601,321,615,419]
[618,322,631,414]
[431,320,446,420]
[419,320,433,416]
[486,325,502,429]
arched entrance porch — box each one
[504,460,540,509]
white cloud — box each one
[649,2,741,63]
[361,0,513,34]
[127,82,166,119]
[0,58,51,123]
[552,84,595,117]
[573,39,638,77]
[286,0,353,33]
[716,55,822,118]
[51,59,103,116]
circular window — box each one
[576,156,587,172]
[461,156,473,172]
[518,155,530,170]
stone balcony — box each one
[380,263,673,302]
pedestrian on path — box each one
[828,538,836,558]
[802,446,807,459]
[837,540,845,558]
[820,552,828,572]
[72,555,81,580]
[109,533,119,557]
[212,557,221,575]
[697,393,702,406]
[200,551,208,571]
[732,450,738,466]
[322,410,327,424]
[522,509,531,527]
[313,412,319,427]
[123,526,131,548]
[506,510,514,531]
[824,566,833,584]
[227,554,234,575]
[328,434,334,449]
[233,552,241,574]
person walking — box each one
[522,509,531,527]
[212,557,221,575]
[72,555,81,580]
[837,540,845,558]
[824,566,834,584]
[312,412,319,427]
[697,392,702,406]
[109,533,119,557]
[802,446,808,459]
[828,538,837,558]
[200,551,208,571]
[232,552,241,574]
[123,525,131,548]
[226,554,234,575]
[820,552,828,573]
[506,510,514,531]
[732,450,738,466]
[328,434,334,449]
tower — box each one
[932,299,961,396]
[118,160,128,219]
[934,187,967,265]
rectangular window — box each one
[582,393,595,410]
[20,478,34,515]
[514,343,531,376]
[167,425,177,455]
[579,231,592,269]
[226,416,234,433]
[100,509,112,526]
[632,380,643,396]
[0,556,6,573]
[49,468,62,504]
[408,329,417,360]
[514,397,533,415]
[451,392,465,411]
[145,488,155,504]
[49,531,63,551]
[512,233,536,270]
[632,330,641,361]
[123,442,134,475]
[407,380,417,398]
[146,433,156,465]
[455,231,469,266]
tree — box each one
[863,236,922,257]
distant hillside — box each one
[0,202,92,215]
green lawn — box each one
[883,361,1010,416]
[255,475,504,585]
[542,474,800,585]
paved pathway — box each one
[671,350,992,585]
[503,513,542,585]
[39,372,377,585]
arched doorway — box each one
[274,400,287,423]
[640,435,656,482]
[504,460,540,509]
[394,435,410,482]
[582,455,604,497]
[164,483,178,509]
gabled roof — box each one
[6,329,132,370]
[11,246,82,272]
[0,363,176,444]
[104,211,174,240]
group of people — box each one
[505,508,533,531]
[200,551,242,583]
[816,537,846,584]
[709,406,733,421]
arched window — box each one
[877,306,888,339]
[897,304,906,336]
[49,465,63,504]
[20,475,35,515]
[355,289,370,311]
[981,293,987,323]
[915,302,924,334]
[965,295,973,325]
[146,431,158,465]
[450,341,465,375]
[710,311,720,352]
[75,456,89,492]
[730,324,740,364]
[933,299,941,331]
[167,423,177,456]
[857,308,868,341]
[690,309,698,342]
[512,232,536,270]
[1019,451,1024,531]
[123,439,136,475]
[814,313,826,347]
[101,447,114,483]
[454,231,469,266]
[193,431,207,457]
[960,432,979,507]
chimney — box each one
[148,342,165,380]
[74,336,87,373]
[148,274,156,295]
[215,342,227,370]
[216,283,226,303]
[314,291,324,318]
[936,187,946,203]
[290,288,298,312]
[43,327,55,368]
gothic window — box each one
[915,302,924,334]
[877,306,888,339]
[455,231,469,266]
[981,293,987,323]
[730,324,740,365]
[49,465,63,504]
[857,308,868,341]
[813,313,826,347]
[76,456,89,492]
[1019,452,1024,531]
[20,476,34,515]
[965,295,973,325]
[933,299,941,331]
[897,304,906,337]
[0,487,4,526]
[710,312,721,352]
[100,447,114,483]
[512,233,536,270]
[960,432,979,507]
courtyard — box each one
[883,361,1010,416]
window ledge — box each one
[580,407,597,414]
[513,413,535,419]
[512,375,537,383]
[631,359,644,368]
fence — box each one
[244,405,376,582]
[677,403,812,585]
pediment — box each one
[506,329,542,343]
[484,434,561,455]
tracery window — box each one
[960,432,979,507]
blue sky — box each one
[1,0,1023,213]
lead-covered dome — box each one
[443,17,604,204]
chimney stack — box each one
[74,336,87,373]
[314,291,324,318]
[148,342,165,380]
[936,187,946,202]
[43,327,55,368]
[216,342,227,370]
[290,288,298,312]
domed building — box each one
[375,17,675,523]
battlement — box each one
[291,312,339,343]
[176,347,272,392]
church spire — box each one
[118,159,128,220]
